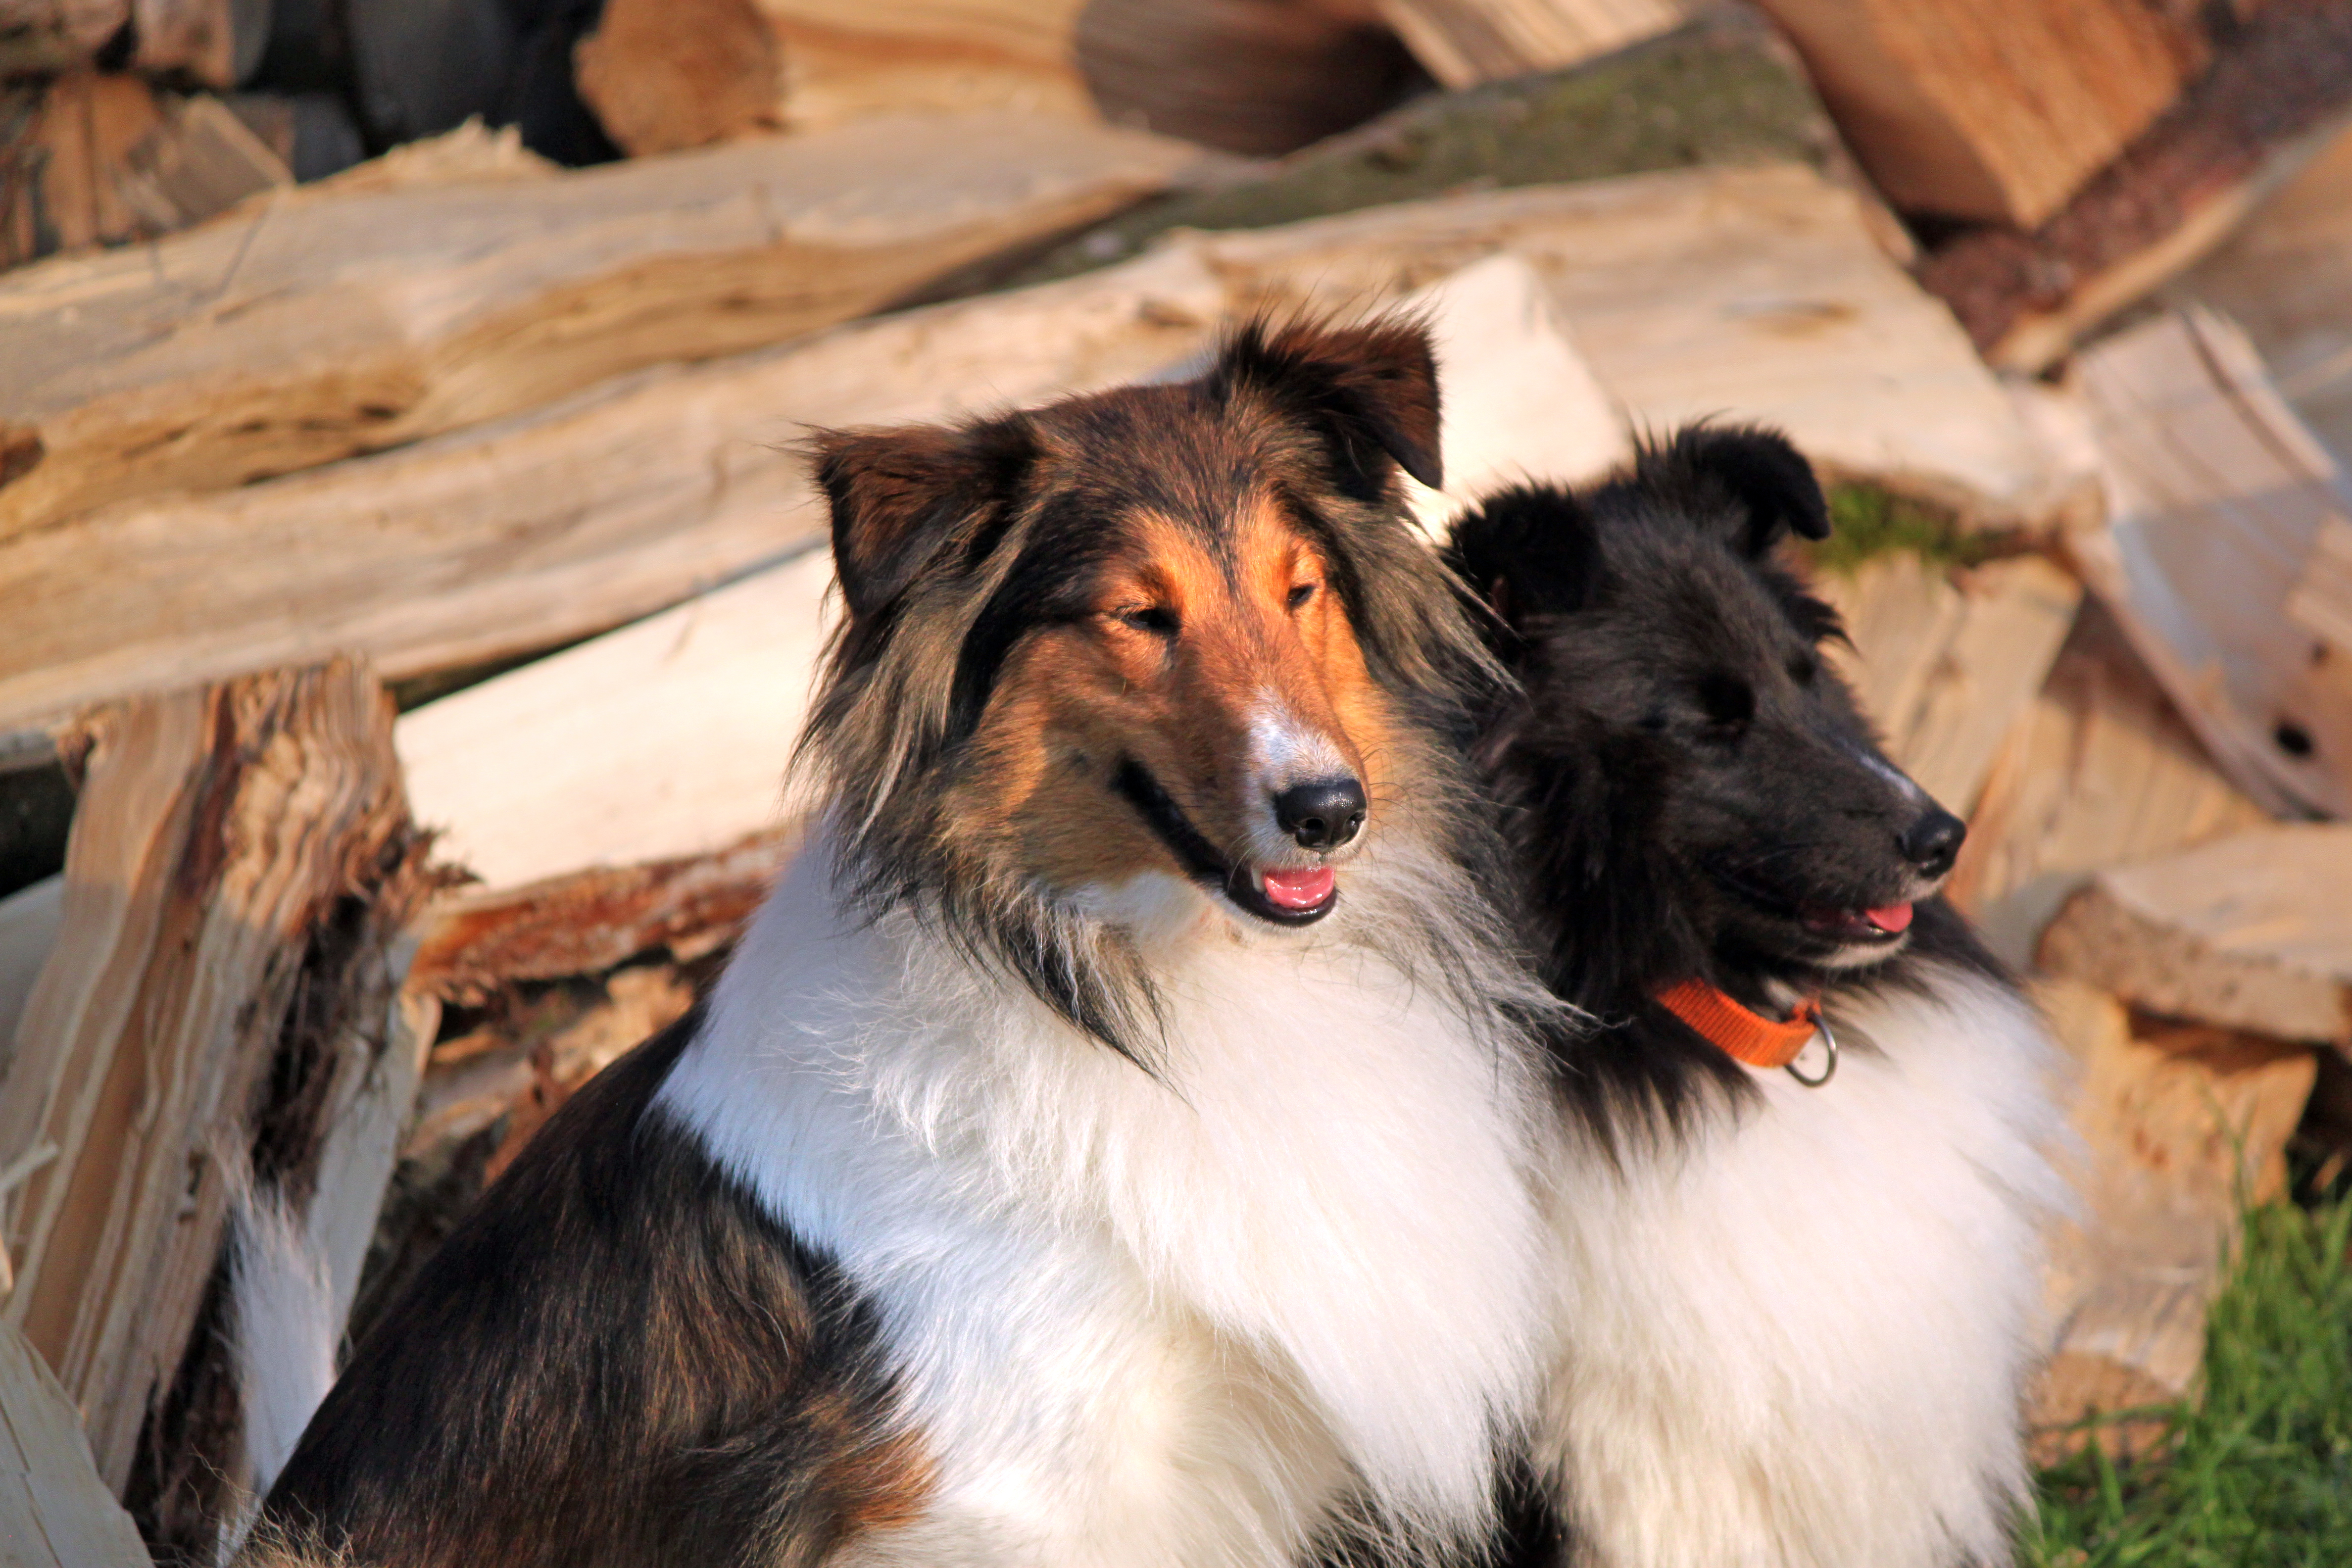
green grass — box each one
[1799,482,1999,576]
[2022,1197,2352,1567]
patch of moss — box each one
[1008,15,1833,288]
[1801,482,1998,576]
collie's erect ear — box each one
[812,416,1036,622]
[1447,484,1601,631]
[1643,424,1830,558]
[1214,317,1444,498]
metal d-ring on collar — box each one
[1785,1014,1839,1087]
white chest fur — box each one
[658,839,1553,1567]
[1536,969,2067,1568]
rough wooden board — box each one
[1374,0,1689,89]
[1812,551,2082,816]
[2033,979,2318,1441]
[396,549,835,891]
[0,244,1227,736]
[1078,0,1428,157]
[0,661,427,1496]
[2069,305,2352,819]
[1916,0,2352,370]
[2181,117,2352,466]
[1397,250,1631,535]
[1750,0,2197,229]
[1947,601,2275,973]
[1193,161,2061,523]
[0,109,1204,541]
[0,1320,150,1568]
[575,0,783,155]
[2039,825,2352,1046]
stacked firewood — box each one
[2,2,2351,1562]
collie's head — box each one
[799,317,1505,1057]
[1448,426,1970,1005]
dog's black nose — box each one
[1899,808,1967,878]
[1274,778,1367,850]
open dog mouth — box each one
[1113,760,1339,925]
[1711,863,1914,947]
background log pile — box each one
[2,1,2351,1560]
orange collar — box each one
[1655,979,1822,1070]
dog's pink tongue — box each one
[1263,866,1336,911]
[1865,902,1915,933]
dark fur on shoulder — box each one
[801,316,1503,1063]
[255,1011,926,1568]
[1447,426,2007,1144]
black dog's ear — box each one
[1213,317,1443,499]
[1446,484,1602,632]
[811,415,1036,622]
[1643,425,1829,557]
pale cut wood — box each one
[575,0,783,156]
[1373,0,1689,89]
[2183,117,2352,465]
[0,243,1226,738]
[0,660,427,1494]
[1946,601,2275,972]
[0,1320,150,1568]
[0,109,1205,541]
[2039,825,2352,1046]
[1749,0,2197,228]
[0,0,129,75]
[2070,305,2352,819]
[1397,249,1630,536]
[2033,979,2317,1442]
[1813,552,2081,816]
[1196,162,2063,524]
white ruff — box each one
[660,830,1554,1568]
[1536,968,2068,1568]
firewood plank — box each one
[1373,0,1690,90]
[0,1320,150,1568]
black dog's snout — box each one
[1899,808,1967,878]
[1274,778,1367,850]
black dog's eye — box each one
[1696,673,1754,729]
[1788,651,1818,686]
[1286,581,1318,611]
[1119,605,1179,635]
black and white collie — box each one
[247,321,1562,1568]
[1447,429,2068,1568]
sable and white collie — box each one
[247,320,1563,1568]
[1446,429,2069,1568]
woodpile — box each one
[2,0,2349,1555]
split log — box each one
[0,0,131,77]
[1078,0,1428,157]
[575,0,781,156]
[0,659,432,1536]
[130,0,269,88]
[2033,979,2318,1447]
[2182,116,2352,465]
[1946,600,2274,969]
[2068,305,2352,819]
[0,109,1206,542]
[0,875,61,1075]
[0,1320,150,1568]
[1195,161,2063,524]
[1916,0,2352,371]
[1372,0,1690,89]
[2039,826,2352,1047]
[0,242,1225,737]
[2,73,161,258]
[1813,551,2082,817]
[758,0,1096,133]
[114,92,290,231]
[1748,0,2200,228]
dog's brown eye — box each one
[1287,582,1318,611]
[1119,605,1179,635]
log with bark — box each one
[0,659,435,1564]
[2039,826,2352,1048]
[0,109,1207,542]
